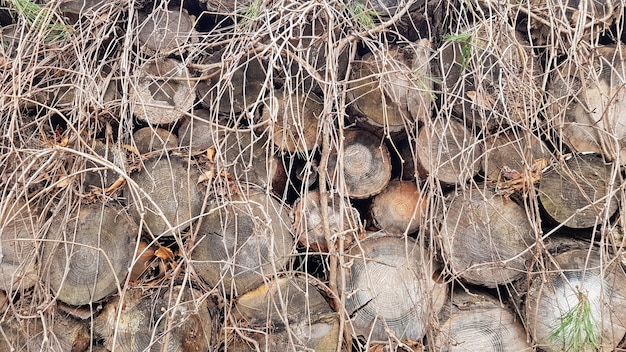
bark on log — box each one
[369,179,427,236]
[343,235,447,342]
[131,58,195,125]
[416,118,483,185]
[0,198,39,292]
[227,275,340,351]
[438,185,536,287]
[95,286,214,352]
[327,128,392,199]
[42,202,137,306]
[293,189,361,252]
[538,153,618,230]
[125,155,204,237]
[136,8,197,55]
[548,44,626,164]
[347,40,432,135]
[525,248,626,351]
[191,191,294,296]
[433,289,532,351]
[132,126,178,154]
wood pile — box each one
[1,0,626,351]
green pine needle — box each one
[8,0,73,42]
[548,290,601,351]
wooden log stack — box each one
[2,0,626,351]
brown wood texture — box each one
[347,40,432,134]
[439,185,536,287]
[369,179,427,236]
[83,139,126,191]
[327,128,392,199]
[525,248,626,351]
[343,235,447,342]
[0,314,90,351]
[125,155,204,237]
[177,109,220,153]
[293,189,361,252]
[433,289,532,351]
[549,44,626,164]
[131,58,195,125]
[191,191,293,296]
[42,203,137,306]
[538,153,618,229]
[132,126,178,154]
[95,286,213,352]
[416,118,483,185]
[136,8,196,55]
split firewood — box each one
[42,202,137,306]
[370,179,427,236]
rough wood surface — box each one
[525,248,626,351]
[370,179,427,236]
[177,109,220,153]
[137,8,196,55]
[0,314,90,352]
[416,118,482,185]
[42,203,137,306]
[125,155,203,237]
[327,128,392,199]
[132,126,178,154]
[538,153,618,229]
[439,185,536,287]
[433,289,532,351]
[343,235,447,342]
[83,139,126,191]
[191,191,293,296]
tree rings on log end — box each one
[125,156,203,237]
[132,126,178,154]
[370,179,427,236]
[439,185,535,287]
[136,8,197,55]
[343,236,447,342]
[328,129,392,199]
[42,203,137,306]
[191,191,293,296]
[538,153,618,230]
[525,249,626,351]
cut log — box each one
[440,18,542,130]
[343,235,447,342]
[327,128,392,199]
[0,198,39,292]
[548,44,626,164]
[227,275,340,351]
[258,91,322,153]
[83,139,127,192]
[125,155,204,237]
[347,40,433,135]
[439,185,536,287]
[131,58,195,125]
[132,126,178,154]
[416,118,483,185]
[369,179,427,236]
[525,248,626,351]
[42,202,137,306]
[482,129,552,182]
[433,289,532,351]
[538,153,618,230]
[95,286,214,352]
[136,7,197,55]
[191,191,294,296]
[177,109,222,153]
[0,314,90,352]
[293,189,362,252]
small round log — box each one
[538,153,618,230]
[347,40,433,135]
[191,191,294,296]
[42,202,137,306]
[0,198,39,292]
[177,109,221,153]
[433,289,532,351]
[549,44,626,164]
[0,314,90,351]
[525,248,626,351]
[125,155,204,237]
[132,126,178,154]
[136,8,197,55]
[131,58,195,125]
[327,128,392,199]
[416,118,483,185]
[439,185,536,287]
[343,235,447,342]
[259,91,322,153]
[370,179,427,236]
[292,189,361,252]
[95,286,214,352]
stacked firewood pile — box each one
[1,0,626,351]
